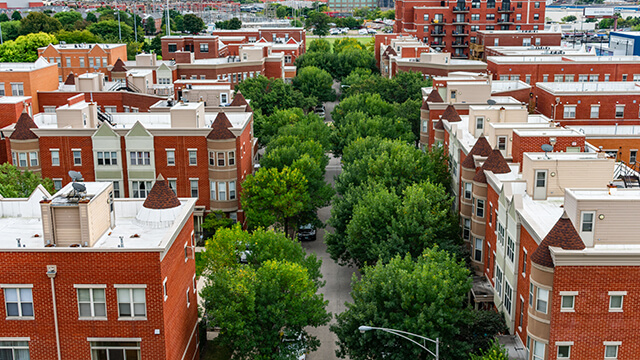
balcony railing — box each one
[452,31,470,36]
[431,30,446,36]
[452,41,469,47]
[453,6,470,12]
[498,6,515,12]
[452,18,469,24]
[430,41,446,46]
[497,18,514,23]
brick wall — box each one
[38,92,165,113]
[511,132,585,167]
[235,118,253,217]
[515,225,536,346]
[583,137,640,164]
[485,183,499,280]
[550,266,640,359]
[39,136,96,182]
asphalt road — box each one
[302,154,359,360]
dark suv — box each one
[297,224,317,241]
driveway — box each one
[322,81,342,124]
[302,154,358,360]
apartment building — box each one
[0,179,199,359]
[38,43,128,81]
[534,82,640,126]
[487,55,640,86]
[0,58,59,113]
[482,44,591,60]
[566,125,640,165]
[211,27,306,46]
[380,48,488,78]
[2,92,255,228]
[394,0,546,58]
[470,29,561,60]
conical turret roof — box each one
[531,212,585,268]
[10,112,39,140]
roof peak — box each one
[441,105,462,122]
[531,213,585,268]
[10,112,38,140]
[142,175,181,210]
[426,90,444,103]
[461,136,492,169]
[207,112,235,140]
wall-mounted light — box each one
[550,172,556,177]
[599,214,605,220]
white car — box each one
[368,28,377,34]
[330,28,340,35]
[358,28,368,35]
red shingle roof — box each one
[111,58,127,72]
[531,212,585,268]
[421,99,429,110]
[207,112,235,140]
[473,149,511,183]
[441,105,461,122]
[10,112,38,140]
[434,119,445,130]
[143,174,181,210]
[461,136,492,169]
[382,46,397,57]
[64,73,75,85]
[230,91,248,107]
[426,90,444,103]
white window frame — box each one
[533,340,545,360]
[218,181,227,201]
[72,149,82,166]
[217,152,226,167]
[522,248,528,277]
[497,136,507,151]
[10,83,24,96]
[129,151,151,166]
[163,278,168,301]
[53,178,63,191]
[474,238,483,262]
[166,149,175,166]
[590,105,600,119]
[228,151,235,166]
[115,286,147,320]
[504,280,513,315]
[609,291,626,312]
[563,105,576,119]
[1,284,34,319]
[476,199,485,218]
[556,342,573,359]
[18,152,27,168]
[604,342,620,359]
[131,181,152,198]
[190,179,199,198]
[29,152,38,167]
[616,105,625,118]
[506,236,515,264]
[74,284,107,319]
[463,182,472,200]
[186,288,191,308]
[188,149,197,166]
[560,291,577,312]
[580,211,595,233]
[494,264,503,298]
[0,340,30,359]
[229,180,236,200]
[536,287,549,314]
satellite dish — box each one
[68,170,83,182]
[72,182,86,193]
[541,144,554,159]
[487,99,497,105]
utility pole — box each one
[118,10,122,41]
[134,8,137,42]
[166,0,170,36]
[0,23,3,45]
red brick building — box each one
[0,58,59,113]
[394,0,546,58]
[0,179,199,359]
[470,29,561,60]
[38,43,128,81]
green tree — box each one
[334,47,376,79]
[382,9,395,19]
[463,310,509,356]
[331,248,474,360]
[294,51,338,78]
[20,11,61,35]
[561,15,577,22]
[11,11,21,21]
[241,166,309,235]
[150,34,162,54]
[333,37,365,53]
[0,13,9,23]
[306,11,330,36]
[276,6,289,18]
[86,12,98,23]
[469,339,509,360]
[53,11,82,30]
[202,258,330,360]
[216,17,242,30]
[235,76,316,116]
[144,17,156,35]
[87,20,133,42]
[276,112,331,150]
[307,38,331,53]
[55,29,99,44]
[0,21,21,41]
[0,32,58,62]
[201,210,235,242]
[292,66,336,103]
[183,13,205,34]
[0,163,55,197]
[290,19,303,27]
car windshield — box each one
[299,224,314,231]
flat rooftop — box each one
[0,58,53,71]
[491,80,531,93]
[536,82,640,94]
[487,55,640,63]
[44,43,125,50]
[524,152,604,161]
[567,125,640,136]
[0,96,30,104]
[514,128,583,137]
[567,188,640,200]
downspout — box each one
[47,265,62,360]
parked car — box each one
[358,28,368,35]
[297,224,317,241]
[314,105,325,119]
[330,28,341,35]
[367,28,377,34]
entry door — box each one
[533,170,547,200]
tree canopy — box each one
[183,13,205,34]
[305,11,330,36]
[201,226,330,360]
[215,17,242,30]
[11,11,22,21]
[292,66,336,104]
[0,32,58,62]
[53,11,83,30]
[0,163,55,198]
[20,11,61,35]
[0,13,8,23]
[86,19,133,42]
[235,76,316,116]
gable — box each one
[93,123,119,138]
[126,121,152,137]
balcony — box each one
[431,18,446,24]
[498,6,515,12]
[452,18,469,24]
[452,41,469,47]
[453,6,470,12]
[452,53,468,58]
[497,18,514,24]
[431,30,446,36]
[430,41,446,47]
[452,31,469,36]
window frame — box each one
[190,179,199,198]
[536,287,549,314]
[2,285,34,319]
[188,150,198,166]
[476,199,485,218]
[115,286,147,320]
[616,105,625,118]
[590,105,600,119]
[580,211,595,233]
[0,340,30,359]
[166,149,175,166]
[609,292,626,312]
[75,285,107,320]
[474,238,483,262]
[604,343,619,359]
[563,105,576,119]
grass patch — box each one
[200,337,232,360]
[306,36,373,50]
[195,251,205,277]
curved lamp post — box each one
[358,325,439,360]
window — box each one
[589,74,599,82]
[11,83,24,96]
[543,74,548,82]
[534,1,540,7]
[229,181,236,200]
[471,14,479,21]
[27,152,37,167]
[18,153,27,168]
[73,150,82,166]
[563,105,576,119]
[474,238,483,262]
[167,179,176,194]
[605,74,610,81]
[634,74,640,82]
[116,287,146,318]
[89,57,94,68]
[605,344,619,358]
[0,341,30,359]
[66,57,71,67]
[131,181,152,198]
[591,105,600,119]
[561,294,575,311]
[471,25,479,31]
[112,181,120,198]
[3,287,33,318]
[557,345,571,358]
[218,182,227,201]
[630,150,637,164]
[200,43,209,52]
[494,264,503,297]
[488,26,496,31]
[210,181,217,200]
[565,74,574,82]
[500,75,510,81]
[166,150,175,166]
[529,283,534,306]
[486,14,495,20]
[581,211,594,232]
[522,250,527,275]
[79,57,85,68]
[498,136,507,151]
[525,75,531,84]
[284,55,292,64]
[90,341,140,360]
[498,222,505,246]
[102,57,107,67]
[217,152,225,166]
[76,287,107,318]
[53,179,63,190]
[189,150,197,166]
[536,287,549,313]
[533,13,539,20]
[476,117,483,130]
[462,182,473,200]
[609,292,625,311]
[130,151,151,166]
[507,236,515,263]
[616,105,625,118]
[504,280,512,314]
[476,199,484,218]
[519,298,524,328]
[168,44,177,52]
[423,14,429,21]
[463,219,471,240]
[533,341,544,360]
[97,151,117,166]
[190,179,198,198]
[516,13,522,20]
[554,74,564,82]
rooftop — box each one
[566,188,640,200]
[567,125,640,136]
[536,81,640,94]
[0,57,53,71]
[513,128,583,137]
[0,96,30,104]
[44,43,125,50]
[487,55,640,63]
[523,152,604,161]
[491,80,531,93]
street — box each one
[302,154,358,360]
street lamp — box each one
[358,325,440,360]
